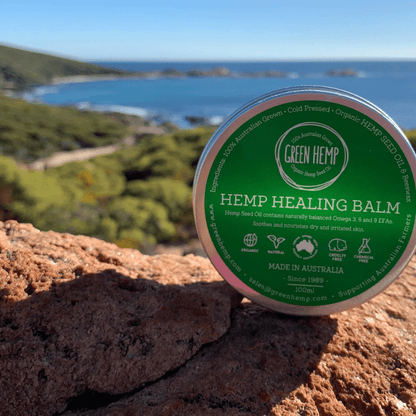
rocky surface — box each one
[0,221,242,416]
[1,220,415,416]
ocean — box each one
[25,61,416,129]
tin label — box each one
[204,100,416,306]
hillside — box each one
[0,121,215,248]
[0,44,126,90]
[0,94,130,162]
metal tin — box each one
[193,86,416,315]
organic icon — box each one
[267,235,285,249]
[329,238,347,252]
[244,233,258,247]
[358,238,371,254]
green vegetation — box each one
[0,124,215,248]
[0,44,125,90]
[0,94,128,162]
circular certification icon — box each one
[293,235,318,259]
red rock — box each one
[0,221,242,416]
[1,220,416,416]
[64,267,416,415]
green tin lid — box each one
[193,86,416,315]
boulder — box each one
[1,220,415,415]
[0,221,242,415]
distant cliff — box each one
[0,44,362,91]
[0,44,126,91]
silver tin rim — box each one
[193,86,416,316]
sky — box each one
[2,0,416,61]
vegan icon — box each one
[267,235,286,249]
[329,238,347,252]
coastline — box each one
[51,74,146,85]
[36,66,362,129]
[50,67,360,86]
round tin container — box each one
[193,86,416,315]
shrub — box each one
[0,95,128,163]
[0,124,215,247]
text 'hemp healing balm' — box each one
[193,86,416,315]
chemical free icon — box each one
[358,238,371,254]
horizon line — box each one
[89,57,416,63]
[2,42,416,63]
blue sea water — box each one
[26,61,416,129]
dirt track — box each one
[28,126,165,170]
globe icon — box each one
[244,233,258,247]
